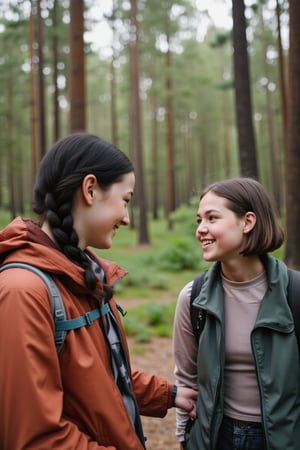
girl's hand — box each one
[175,387,198,419]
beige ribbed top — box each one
[173,271,267,442]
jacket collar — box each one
[192,255,294,332]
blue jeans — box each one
[216,416,265,450]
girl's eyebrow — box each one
[197,209,220,217]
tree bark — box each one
[29,5,38,185]
[232,0,258,178]
[276,0,288,152]
[68,0,86,132]
[130,0,150,244]
[37,0,47,158]
[52,0,60,141]
[284,0,300,269]
[165,43,176,229]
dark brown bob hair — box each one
[200,177,284,256]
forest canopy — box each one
[1,0,300,268]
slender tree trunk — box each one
[276,0,288,152]
[37,0,47,158]
[260,9,281,214]
[68,0,86,132]
[284,0,300,269]
[52,0,60,141]
[29,4,38,185]
[110,57,118,146]
[165,42,176,229]
[222,88,231,178]
[150,85,159,220]
[7,76,16,218]
[130,0,149,244]
[232,0,258,178]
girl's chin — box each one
[203,253,216,262]
[97,239,113,250]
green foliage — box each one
[170,196,200,234]
[0,211,13,229]
[152,199,207,272]
[122,301,176,342]
[102,213,204,302]
[157,238,201,271]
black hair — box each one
[33,133,134,296]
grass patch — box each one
[122,301,177,342]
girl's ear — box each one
[81,174,97,205]
[243,211,256,234]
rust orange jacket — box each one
[0,218,173,450]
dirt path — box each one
[128,336,179,450]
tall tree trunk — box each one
[232,0,258,178]
[284,0,300,269]
[7,76,16,218]
[37,0,47,158]
[276,0,288,152]
[165,41,176,229]
[150,84,159,220]
[52,0,60,141]
[110,57,118,146]
[130,0,149,244]
[260,8,281,214]
[29,4,38,185]
[68,0,86,132]
[222,87,231,178]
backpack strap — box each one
[0,263,111,353]
[190,272,207,344]
[287,268,300,351]
[0,262,68,353]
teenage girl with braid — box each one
[0,133,197,450]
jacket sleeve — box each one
[131,370,173,417]
[173,281,198,442]
[0,270,115,450]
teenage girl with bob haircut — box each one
[0,133,197,450]
[173,177,300,450]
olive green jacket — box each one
[186,255,300,450]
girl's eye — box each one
[196,218,201,225]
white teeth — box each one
[202,240,214,245]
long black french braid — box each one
[44,190,99,292]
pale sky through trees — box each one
[85,0,233,56]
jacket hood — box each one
[0,217,127,291]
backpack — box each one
[190,268,300,350]
[0,262,118,353]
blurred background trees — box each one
[0,0,299,267]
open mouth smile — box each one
[201,239,215,248]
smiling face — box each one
[195,191,252,264]
[74,171,135,250]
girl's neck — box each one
[41,221,56,245]
[220,256,264,282]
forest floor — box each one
[128,335,179,450]
[125,292,180,450]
